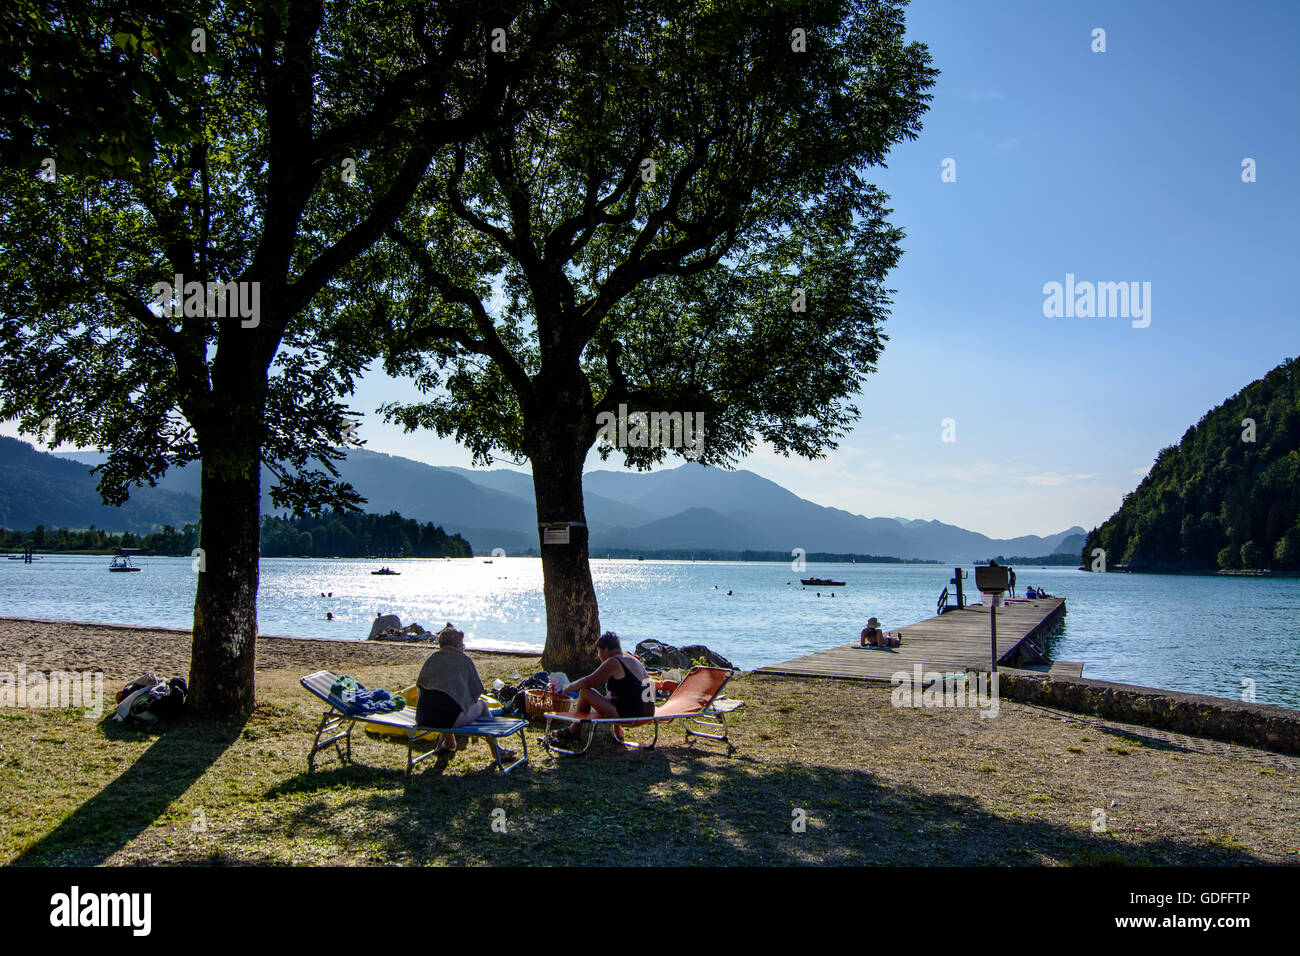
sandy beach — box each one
[0,615,487,681]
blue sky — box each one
[842,0,1299,536]
[6,1,1297,539]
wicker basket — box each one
[523,688,572,721]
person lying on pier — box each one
[547,631,655,745]
[859,617,901,648]
[416,623,514,759]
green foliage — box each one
[1,522,198,554]
[371,0,938,470]
[1085,358,1300,571]
[0,0,617,712]
[0,1,210,174]
[2,512,470,558]
[995,553,1081,566]
[258,511,471,558]
[0,0,550,511]
[1275,525,1300,569]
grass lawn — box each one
[3,652,1298,866]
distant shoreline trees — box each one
[259,512,471,558]
[1,511,470,559]
[541,548,939,564]
[1,523,199,555]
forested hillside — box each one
[1084,358,1300,571]
[0,436,199,532]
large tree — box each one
[364,0,937,672]
[0,0,594,717]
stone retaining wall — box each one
[995,669,1300,755]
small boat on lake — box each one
[109,552,142,572]
[371,566,400,575]
[801,577,845,587]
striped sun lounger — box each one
[543,665,742,757]
[300,670,528,776]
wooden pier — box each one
[755,597,1072,682]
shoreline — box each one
[0,616,540,686]
[5,612,1298,715]
[1103,566,1300,578]
[0,615,543,658]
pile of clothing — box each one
[330,675,405,715]
[495,672,551,717]
[111,674,188,725]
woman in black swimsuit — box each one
[551,632,654,743]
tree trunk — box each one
[532,441,601,676]
[187,446,262,720]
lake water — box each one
[2,555,1298,709]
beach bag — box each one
[116,673,158,704]
[147,678,188,719]
[501,673,549,715]
[111,675,188,724]
[497,684,521,715]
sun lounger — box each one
[299,670,528,776]
[543,665,742,757]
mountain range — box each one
[0,436,1085,561]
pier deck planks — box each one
[755,597,1066,682]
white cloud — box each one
[1021,472,1099,487]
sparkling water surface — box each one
[2,555,1297,708]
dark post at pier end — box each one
[975,563,1012,673]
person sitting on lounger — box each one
[860,617,901,648]
[549,632,654,743]
[416,623,510,757]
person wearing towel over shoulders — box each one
[416,623,513,758]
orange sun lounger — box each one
[542,665,742,756]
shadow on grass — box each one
[269,729,496,796]
[10,715,245,866]
[1019,699,1239,756]
[256,734,1268,866]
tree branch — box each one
[385,225,534,402]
